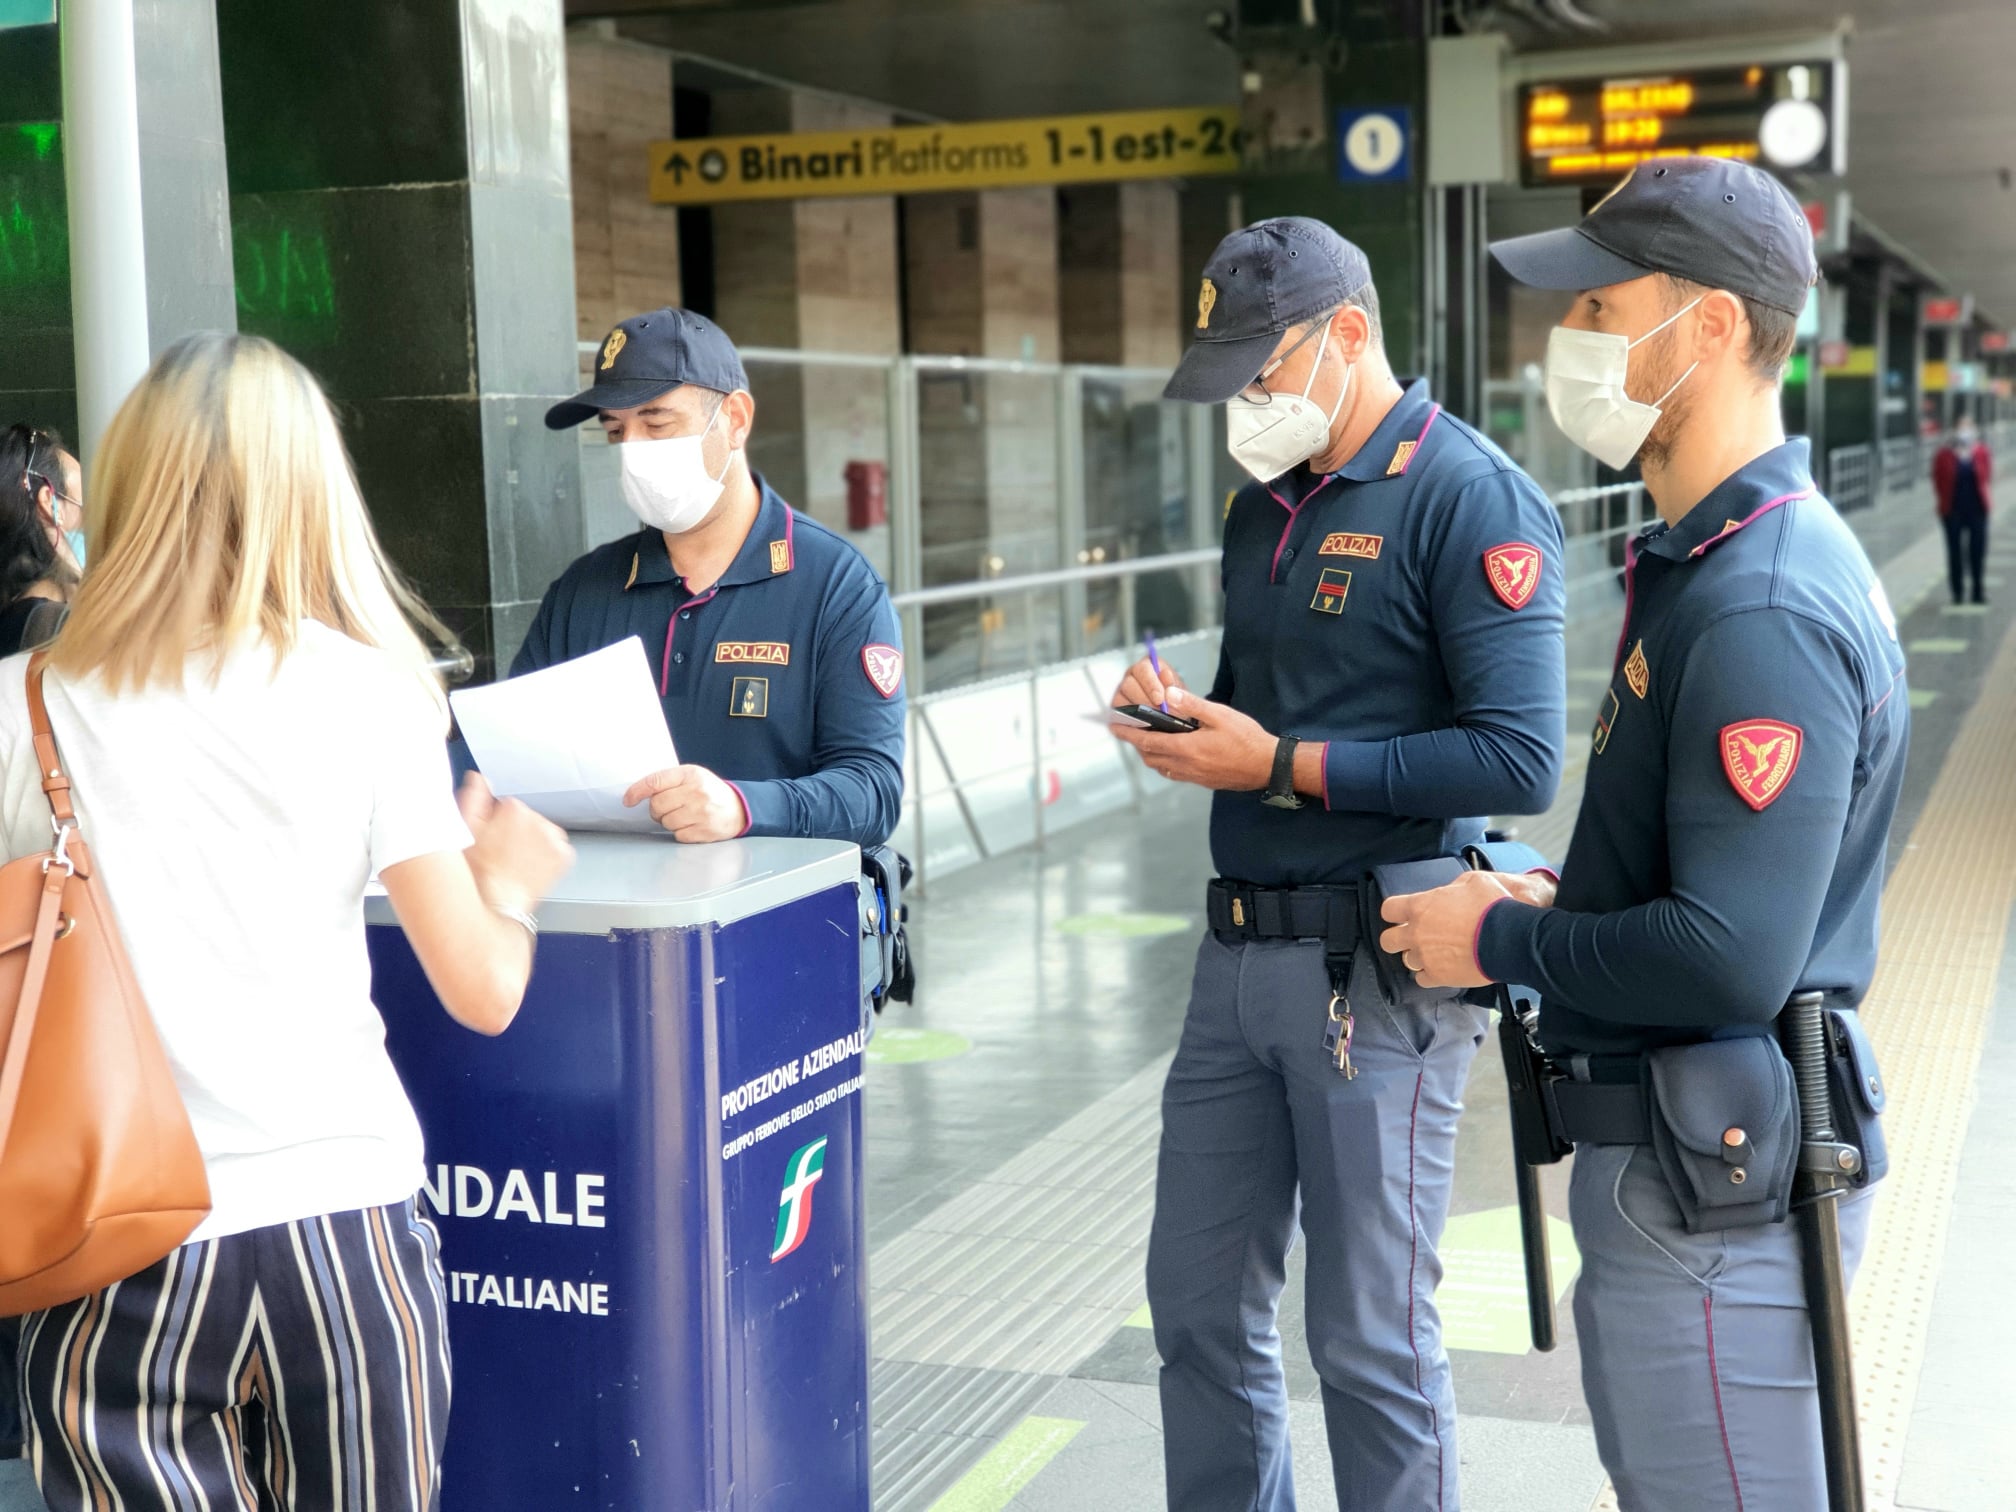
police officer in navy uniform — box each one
[1109,218,1567,1512]
[520,308,904,849]
[1383,159,1906,1509]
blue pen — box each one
[1144,630,1170,715]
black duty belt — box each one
[1544,1076,1652,1145]
[1206,878,1361,951]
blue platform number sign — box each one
[1336,106,1412,185]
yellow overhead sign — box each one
[648,106,1244,205]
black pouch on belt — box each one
[1358,857,1467,1002]
[1644,1035,1801,1233]
[1825,1008,1888,1187]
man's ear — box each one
[1691,289,1746,367]
[722,390,757,451]
[1331,304,1374,363]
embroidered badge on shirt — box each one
[1197,278,1217,330]
[1624,640,1650,700]
[1721,720,1803,811]
[1318,532,1383,560]
[1310,567,1352,614]
[769,539,791,574]
[600,327,627,370]
[730,676,769,718]
[1592,689,1619,755]
[1386,441,1417,476]
[862,644,904,698]
[1483,543,1544,610]
[716,641,790,666]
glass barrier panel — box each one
[914,368,1065,690]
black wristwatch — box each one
[1261,733,1304,810]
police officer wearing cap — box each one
[1383,158,1906,1509]
[1110,218,1566,1511]
[518,308,904,849]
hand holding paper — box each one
[450,638,676,834]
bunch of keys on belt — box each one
[1323,991,1358,1079]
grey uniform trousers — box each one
[1146,933,1487,1512]
[1571,1140,1878,1511]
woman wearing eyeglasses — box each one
[0,424,86,657]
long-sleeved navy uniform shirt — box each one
[1477,440,1910,1057]
[511,479,905,849]
[1210,378,1567,885]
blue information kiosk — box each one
[366,835,869,1511]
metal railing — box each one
[429,645,476,685]
[1827,443,1875,514]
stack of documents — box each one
[450,637,676,834]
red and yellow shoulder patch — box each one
[1483,543,1543,610]
[862,644,904,698]
[1720,720,1802,811]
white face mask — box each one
[1225,322,1353,483]
[1543,297,1702,470]
[617,397,733,535]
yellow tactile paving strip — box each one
[1847,611,2016,1509]
[1588,611,2016,1512]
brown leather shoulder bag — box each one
[0,653,210,1315]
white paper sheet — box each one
[450,637,676,835]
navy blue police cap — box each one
[546,307,752,430]
[1165,218,1374,404]
[1490,157,1817,316]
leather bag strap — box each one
[26,651,76,828]
[0,654,83,1158]
[0,844,71,1160]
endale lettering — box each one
[421,1165,607,1228]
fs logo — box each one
[770,1136,830,1262]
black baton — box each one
[1779,990,1865,1512]
[1496,989,1566,1353]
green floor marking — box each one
[1436,1205,1581,1356]
[1910,638,1972,654]
[1941,603,1990,617]
[865,1026,973,1065]
[928,1416,1087,1512]
[1122,1302,1153,1329]
[1909,689,1941,711]
[1055,911,1191,938]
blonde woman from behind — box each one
[3,332,572,1512]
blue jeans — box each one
[1571,1141,1878,1510]
[1146,935,1487,1512]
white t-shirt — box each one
[0,623,472,1242]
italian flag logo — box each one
[771,1136,829,1262]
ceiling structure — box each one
[568,0,2016,324]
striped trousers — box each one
[12,1200,449,1512]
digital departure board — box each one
[1519,61,1843,188]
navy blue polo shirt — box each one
[511,479,905,849]
[1477,441,1909,1057]
[1210,378,1567,885]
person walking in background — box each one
[1933,414,1992,604]
[4,333,573,1512]
[0,425,86,655]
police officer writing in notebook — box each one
[1109,218,1566,1512]
[1382,161,1906,1509]
[521,308,904,849]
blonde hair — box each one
[51,332,451,711]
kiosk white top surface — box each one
[365,834,860,934]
